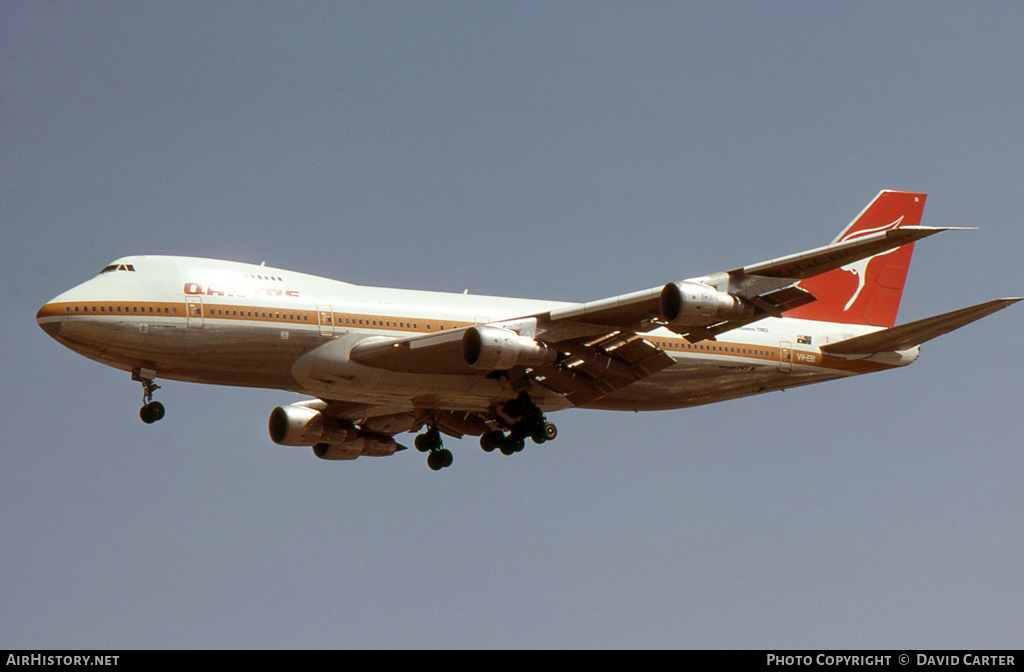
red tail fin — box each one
[785,190,927,328]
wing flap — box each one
[820,298,1022,355]
[533,337,674,406]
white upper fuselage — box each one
[37,255,908,413]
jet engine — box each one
[268,404,355,446]
[659,281,754,327]
[461,325,557,371]
[269,404,401,460]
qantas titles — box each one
[183,282,300,299]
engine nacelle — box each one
[461,325,557,371]
[268,404,356,446]
[659,281,754,327]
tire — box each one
[543,422,557,441]
[148,401,165,422]
[511,420,530,439]
[415,434,431,452]
[427,452,443,470]
[439,449,453,468]
[480,431,502,452]
[139,405,155,424]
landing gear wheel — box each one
[415,434,431,452]
[426,447,453,470]
[139,401,165,424]
[480,431,504,453]
[509,421,529,442]
[415,428,442,452]
[543,422,557,441]
[427,451,443,471]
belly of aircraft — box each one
[51,319,308,390]
[52,317,847,414]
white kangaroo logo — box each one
[836,216,905,312]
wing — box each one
[346,223,960,409]
[539,224,959,341]
[523,223,961,404]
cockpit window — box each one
[98,264,136,275]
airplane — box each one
[36,190,1020,471]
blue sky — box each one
[2,2,1022,648]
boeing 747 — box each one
[37,191,1020,470]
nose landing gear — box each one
[133,370,165,424]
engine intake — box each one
[659,281,753,327]
[461,325,557,370]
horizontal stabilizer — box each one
[820,298,1022,355]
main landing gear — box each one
[134,371,165,424]
[479,393,557,456]
[414,426,454,471]
[413,393,558,470]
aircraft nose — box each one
[37,302,63,338]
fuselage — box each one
[37,255,913,414]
